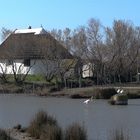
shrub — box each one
[28,111,88,140]
[65,123,87,140]
[40,124,63,140]
[70,94,85,99]
[93,88,117,99]
[66,78,94,88]
[27,111,57,139]
[49,86,61,93]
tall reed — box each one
[64,122,87,140]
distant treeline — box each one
[1,18,140,85]
[49,18,140,84]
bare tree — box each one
[86,18,106,84]
[71,26,87,58]
[50,29,63,45]
[12,61,35,84]
[39,37,58,83]
[70,26,88,87]
[0,28,13,83]
[105,20,140,83]
[0,61,9,83]
[1,27,12,41]
[62,28,72,52]
[38,33,75,88]
[50,28,72,53]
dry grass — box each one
[27,111,57,139]
[27,111,88,140]
[64,123,87,140]
[109,128,131,140]
[40,124,62,140]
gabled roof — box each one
[0,28,72,60]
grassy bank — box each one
[55,86,140,99]
[0,82,140,99]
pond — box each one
[0,94,140,140]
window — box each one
[24,59,30,66]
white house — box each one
[0,27,73,76]
[82,62,94,78]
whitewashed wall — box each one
[29,59,58,75]
[0,59,75,78]
[0,59,58,75]
[0,59,30,74]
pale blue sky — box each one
[0,0,140,30]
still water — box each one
[0,94,140,140]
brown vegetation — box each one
[7,111,132,140]
[109,128,131,140]
[27,111,57,139]
[27,111,87,140]
[65,123,87,140]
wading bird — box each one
[117,89,121,93]
[83,96,93,104]
[120,89,124,94]
[116,88,124,94]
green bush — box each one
[65,123,87,140]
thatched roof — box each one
[14,27,47,35]
[0,32,72,60]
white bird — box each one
[117,89,120,93]
[120,89,124,94]
[83,99,90,104]
[83,96,93,104]
[116,88,124,94]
